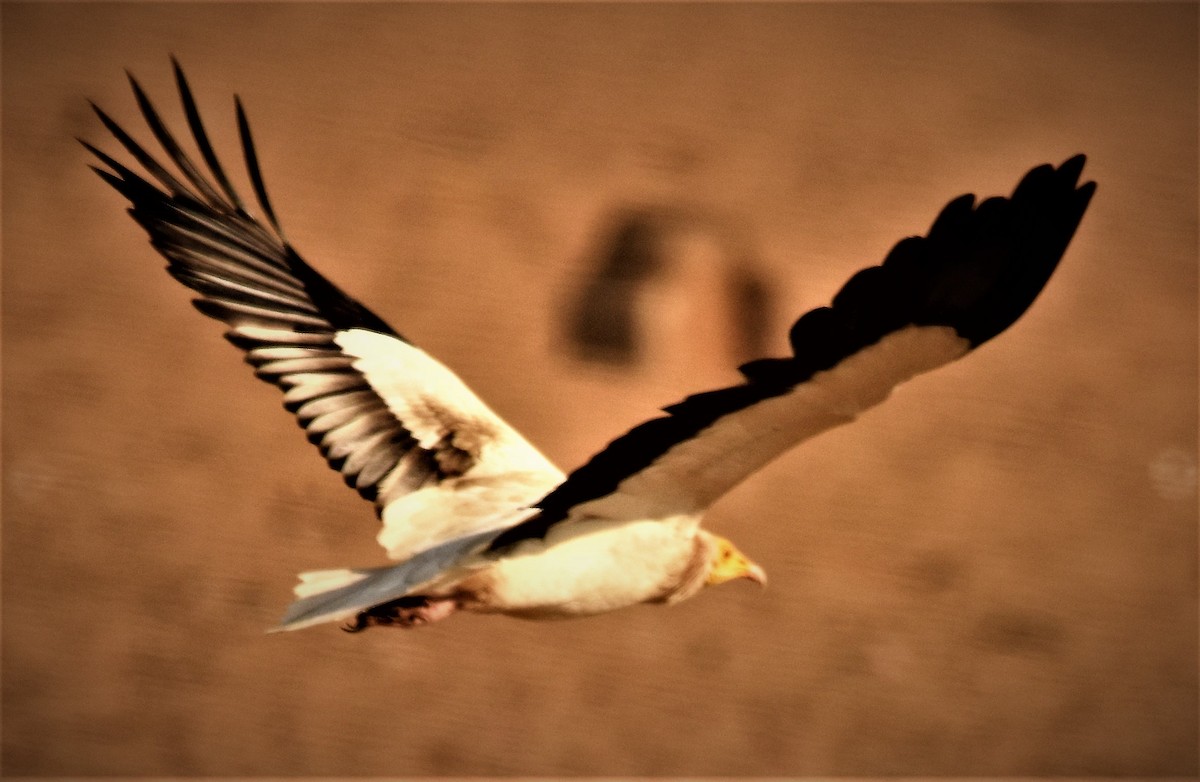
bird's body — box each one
[463,517,712,617]
[86,62,1094,632]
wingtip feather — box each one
[173,60,248,213]
[235,95,285,240]
[1057,153,1087,183]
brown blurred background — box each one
[3,3,1197,777]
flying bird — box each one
[85,63,1095,632]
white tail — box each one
[293,568,369,598]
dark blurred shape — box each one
[566,205,773,368]
[726,262,772,359]
[567,210,664,365]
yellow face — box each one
[706,535,767,587]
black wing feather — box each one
[172,57,248,214]
[235,96,285,239]
[126,71,227,209]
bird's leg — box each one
[342,596,459,632]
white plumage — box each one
[86,62,1095,632]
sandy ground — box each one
[2,3,1196,777]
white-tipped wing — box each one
[86,62,562,559]
[491,156,1095,550]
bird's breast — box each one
[468,517,704,618]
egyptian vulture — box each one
[86,63,1095,632]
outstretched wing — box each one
[86,62,562,558]
[493,156,1095,548]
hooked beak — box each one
[743,561,768,588]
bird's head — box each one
[704,533,767,588]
